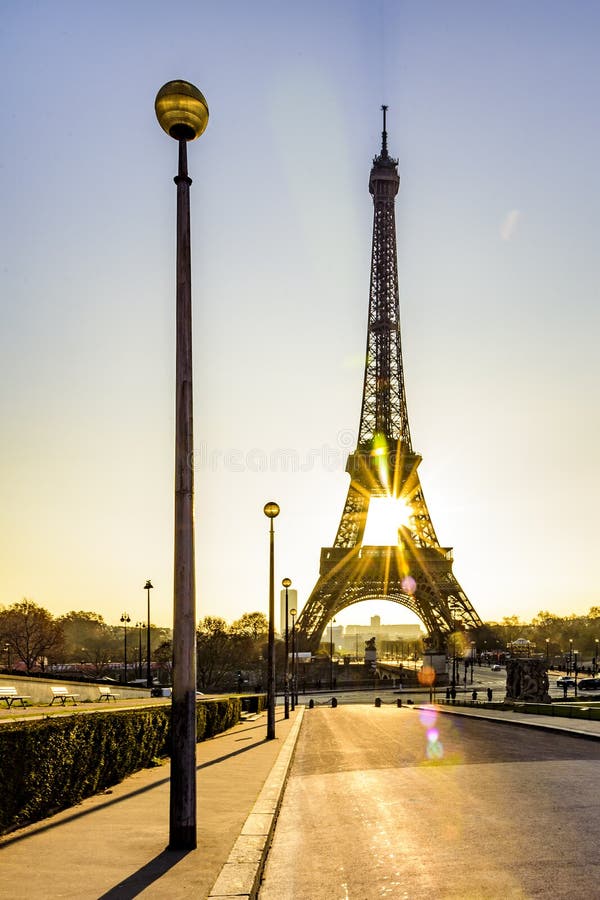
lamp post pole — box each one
[595,639,599,677]
[282,578,291,719]
[470,641,475,684]
[264,502,280,740]
[144,581,153,689]
[136,622,144,679]
[290,608,297,709]
[155,78,209,851]
[569,639,573,676]
[546,638,550,665]
[330,618,336,690]
[120,613,131,684]
[574,650,579,696]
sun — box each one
[363,497,411,545]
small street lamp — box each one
[545,638,550,664]
[594,639,599,677]
[574,650,579,696]
[3,643,11,671]
[282,577,292,720]
[290,607,297,710]
[120,613,131,684]
[144,580,153,689]
[264,501,280,740]
[470,641,475,683]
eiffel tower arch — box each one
[296,109,482,653]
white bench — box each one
[49,686,79,705]
[0,686,30,708]
[97,686,119,702]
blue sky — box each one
[1,1,599,630]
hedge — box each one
[0,695,251,835]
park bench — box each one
[49,686,79,705]
[97,686,119,701]
[0,686,30,708]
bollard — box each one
[396,698,402,708]
[374,697,381,707]
[308,698,314,709]
[331,697,337,708]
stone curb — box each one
[423,704,600,741]
[208,705,305,900]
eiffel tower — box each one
[296,108,482,652]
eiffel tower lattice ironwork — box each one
[296,108,482,652]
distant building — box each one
[338,616,423,657]
[279,588,298,635]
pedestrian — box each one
[487,687,492,702]
[471,689,477,702]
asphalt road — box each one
[259,705,600,899]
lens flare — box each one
[418,705,438,728]
[401,575,416,595]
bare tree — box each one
[0,599,63,673]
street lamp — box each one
[264,501,280,740]
[3,643,10,671]
[330,617,336,690]
[136,622,146,679]
[470,641,475,684]
[144,580,153,689]
[545,638,550,664]
[595,639,599,677]
[282,577,292,720]
[120,613,131,684]
[156,77,209,852]
[574,650,579,696]
[290,607,297,710]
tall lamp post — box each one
[155,78,209,851]
[470,641,475,684]
[264,502,280,740]
[144,580,153,689]
[120,613,131,684]
[290,607,297,710]
[595,639,599,677]
[282,578,292,719]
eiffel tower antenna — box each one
[296,110,482,652]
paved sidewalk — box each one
[0,707,303,900]
[429,701,600,740]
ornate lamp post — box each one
[264,502,280,740]
[155,78,209,851]
[144,580,153,688]
[120,613,131,684]
[282,577,292,719]
[290,607,297,710]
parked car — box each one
[556,676,576,687]
[578,678,600,691]
[491,664,502,672]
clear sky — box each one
[1,1,599,632]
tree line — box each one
[0,599,271,690]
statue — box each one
[505,658,551,703]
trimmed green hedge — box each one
[0,696,249,835]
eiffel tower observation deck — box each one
[296,108,482,653]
